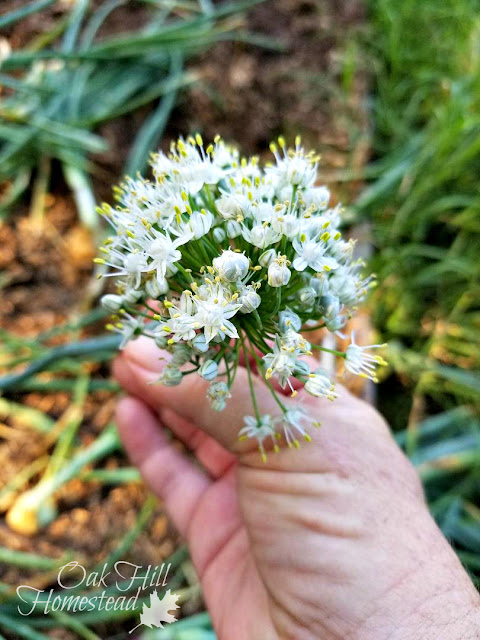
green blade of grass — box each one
[0,398,54,433]
[125,52,183,175]
[80,467,141,484]
[92,495,157,575]
[0,548,72,571]
[0,614,50,640]
[61,0,90,54]
[0,334,120,392]
[62,164,98,229]
[0,0,56,29]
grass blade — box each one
[0,0,56,29]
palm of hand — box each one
[192,426,438,640]
[186,463,277,639]
[116,389,406,639]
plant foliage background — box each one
[0,0,479,638]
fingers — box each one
[116,396,210,537]
[158,407,236,477]
[113,336,391,476]
[113,336,289,453]
[116,396,244,582]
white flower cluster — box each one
[97,135,385,460]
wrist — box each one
[380,590,480,640]
[359,515,480,640]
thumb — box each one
[113,336,393,473]
[113,336,291,455]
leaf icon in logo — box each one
[129,589,180,634]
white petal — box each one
[293,257,307,271]
[223,320,239,339]
[204,326,216,344]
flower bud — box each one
[310,275,328,297]
[145,277,168,298]
[196,284,210,300]
[154,333,167,349]
[171,344,192,366]
[268,256,291,287]
[302,185,330,210]
[199,359,218,381]
[226,220,242,238]
[294,360,310,377]
[318,294,340,317]
[159,366,182,387]
[272,213,298,238]
[279,309,301,333]
[215,195,244,220]
[259,249,276,267]
[325,314,345,333]
[213,227,226,243]
[249,225,274,248]
[239,287,261,313]
[298,287,317,308]
[191,333,209,353]
[101,294,123,312]
[207,381,231,412]
[213,250,249,282]
[189,210,213,239]
[123,288,143,304]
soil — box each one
[0,1,369,637]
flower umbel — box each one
[98,135,384,460]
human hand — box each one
[113,337,480,640]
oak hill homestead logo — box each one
[16,560,180,633]
[129,589,180,634]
